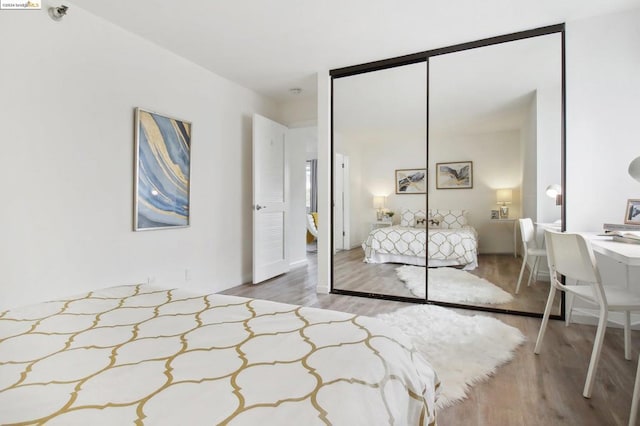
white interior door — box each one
[253,114,289,284]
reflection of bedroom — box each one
[331,32,567,316]
[342,128,530,254]
[3,3,640,426]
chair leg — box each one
[625,310,632,361]
[534,285,557,354]
[630,355,640,426]
[516,253,528,294]
[583,308,608,398]
[527,256,538,287]
[565,293,574,327]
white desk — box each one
[589,235,640,292]
[490,218,518,257]
[590,236,640,266]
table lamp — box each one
[373,196,385,221]
[545,184,562,205]
[496,189,512,219]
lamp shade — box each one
[629,156,640,183]
[545,184,561,198]
[373,196,385,209]
[496,189,512,205]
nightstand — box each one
[490,218,518,257]
[370,221,393,231]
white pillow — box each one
[400,209,427,227]
[428,209,468,229]
[427,214,443,229]
[414,214,427,228]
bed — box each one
[0,285,438,425]
[362,209,478,270]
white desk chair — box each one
[534,230,640,398]
[516,218,547,294]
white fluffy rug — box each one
[376,305,525,408]
[397,265,513,305]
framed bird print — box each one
[436,161,473,189]
[395,168,426,194]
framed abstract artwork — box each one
[134,108,192,231]
[436,161,473,189]
[395,168,426,194]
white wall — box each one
[286,127,316,267]
[316,72,331,294]
[280,97,318,129]
[318,6,640,293]
[566,8,640,232]
[536,86,562,224]
[334,132,426,248]
[279,95,318,267]
[430,130,521,253]
[0,6,281,310]
[521,94,538,219]
[565,7,640,325]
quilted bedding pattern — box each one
[363,225,478,268]
[0,285,438,425]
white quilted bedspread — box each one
[363,225,478,268]
[0,285,438,425]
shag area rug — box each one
[396,265,513,305]
[376,305,525,408]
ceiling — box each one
[74,0,640,103]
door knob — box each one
[255,204,265,210]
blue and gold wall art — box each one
[134,108,191,230]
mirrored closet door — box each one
[427,30,563,316]
[331,25,565,317]
[332,61,427,300]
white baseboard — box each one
[289,258,308,269]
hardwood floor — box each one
[221,253,638,426]
[333,248,560,315]
[470,253,558,315]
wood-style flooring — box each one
[221,252,639,426]
[333,248,559,315]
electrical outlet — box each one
[147,276,156,285]
[185,269,191,281]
